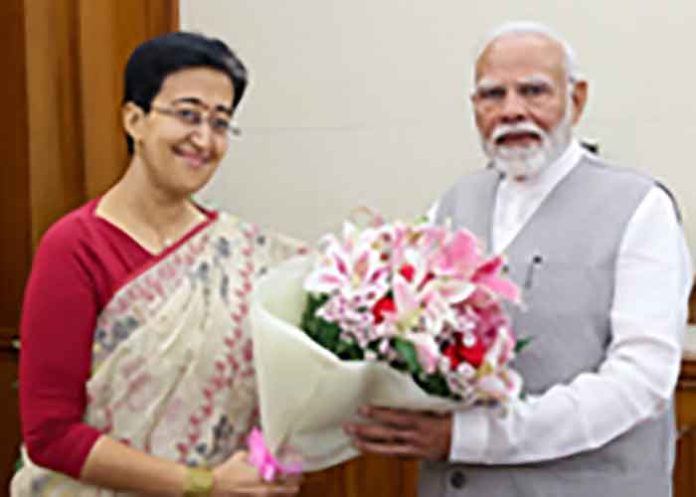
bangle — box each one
[183,467,214,497]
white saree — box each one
[12,214,302,497]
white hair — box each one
[474,21,582,82]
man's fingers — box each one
[346,421,420,445]
[351,438,423,458]
[360,406,422,429]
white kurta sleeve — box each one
[449,186,692,464]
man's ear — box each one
[122,102,146,147]
[570,80,588,125]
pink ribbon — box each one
[247,428,303,482]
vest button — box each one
[449,470,466,489]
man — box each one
[346,22,692,496]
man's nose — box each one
[499,90,527,124]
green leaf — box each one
[392,337,421,374]
[336,340,364,360]
[413,372,453,399]
[300,293,364,360]
[515,336,534,354]
[300,295,460,400]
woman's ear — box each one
[122,102,146,147]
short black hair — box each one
[122,31,248,154]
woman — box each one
[12,32,302,497]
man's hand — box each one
[344,406,453,460]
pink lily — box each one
[432,230,482,279]
[304,228,389,306]
[472,256,520,303]
[406,333,441,374]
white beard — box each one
[483,108,573,180]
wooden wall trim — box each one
[0,0,31,332]
[0,328,19,352]
[681,359,696,384]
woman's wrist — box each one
[183,467,214,497]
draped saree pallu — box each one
[12,214,301,497]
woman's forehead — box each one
[157,67,234,105]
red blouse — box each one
[19,199,213,478]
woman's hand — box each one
[212,451,301,497]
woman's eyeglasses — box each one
[151,106,241,138]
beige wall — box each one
[182,0,696,260]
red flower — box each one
[398,264,416,282]
[399,264,435,291]
[442,333,486,369]
[442,343,462,368]
[372,296,396,324]
[459,339,486,368]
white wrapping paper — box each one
[250,256,456,471]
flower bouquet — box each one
[250,214,523,471]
